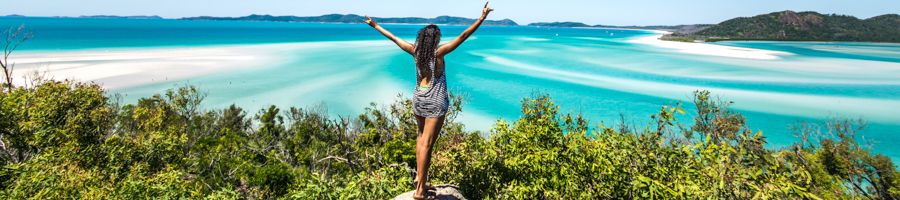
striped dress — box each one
[413,57,449,118]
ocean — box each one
[3,17,899,160]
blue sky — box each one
[3,0,898,25]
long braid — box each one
[414,25,441,82]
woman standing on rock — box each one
[365,1,493,199]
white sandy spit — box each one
[629,31,793,60]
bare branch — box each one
[317,155,349,163]
[1,24,32,92]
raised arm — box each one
[436,1,494,56]
[365,16,415,54]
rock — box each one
[393,184,467,200]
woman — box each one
[365,1,493,199]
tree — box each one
[1,25,32,92]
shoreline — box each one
[628,32,794,60]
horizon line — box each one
[3,10,898,27]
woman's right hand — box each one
[482,1,494,17]
[364,15,376,26]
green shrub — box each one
[1,81,897,199]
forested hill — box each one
[527,22,590,27]
[181,14,519,26]
[677,11,900,42]
[526,21,714,34]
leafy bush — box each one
[0,81,897,199]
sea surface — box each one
[3,17,899,160]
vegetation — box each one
[670,11,900,43]
[526,22,714,34]
[181,14,520,26]
[75,15,164,20]
[1,80,898,199]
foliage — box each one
[673,11,900,43]
[1,81,898,199]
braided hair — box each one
[414,24,441,81]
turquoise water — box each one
[3,17,899,160]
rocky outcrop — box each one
[393,184,467,200]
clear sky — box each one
[3,0,898,25]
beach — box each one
[11,40,411,89]
[628,31,794,60]
[13,45,277,89]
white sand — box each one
[12,46,276,89]
[10,41,383,89]
[629,31,793,60]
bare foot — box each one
[412,189,436,200]
[412,177,436,191]
[412,177,437,200]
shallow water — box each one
[3,17,899,160]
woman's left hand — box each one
[364,15,376,26]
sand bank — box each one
[10,41,386,89]
[629,32,793,60]
[13,46,277,89]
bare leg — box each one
[413,116,436,191]
[414,115,445,198]
[414,115,425,185]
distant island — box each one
[664,11,900,43]
[3,15,166,19]
[527,21,713,34]
[528,22,591,27]
[76,15,164,20]
[529,11,900,43]
[181,14,519,26]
